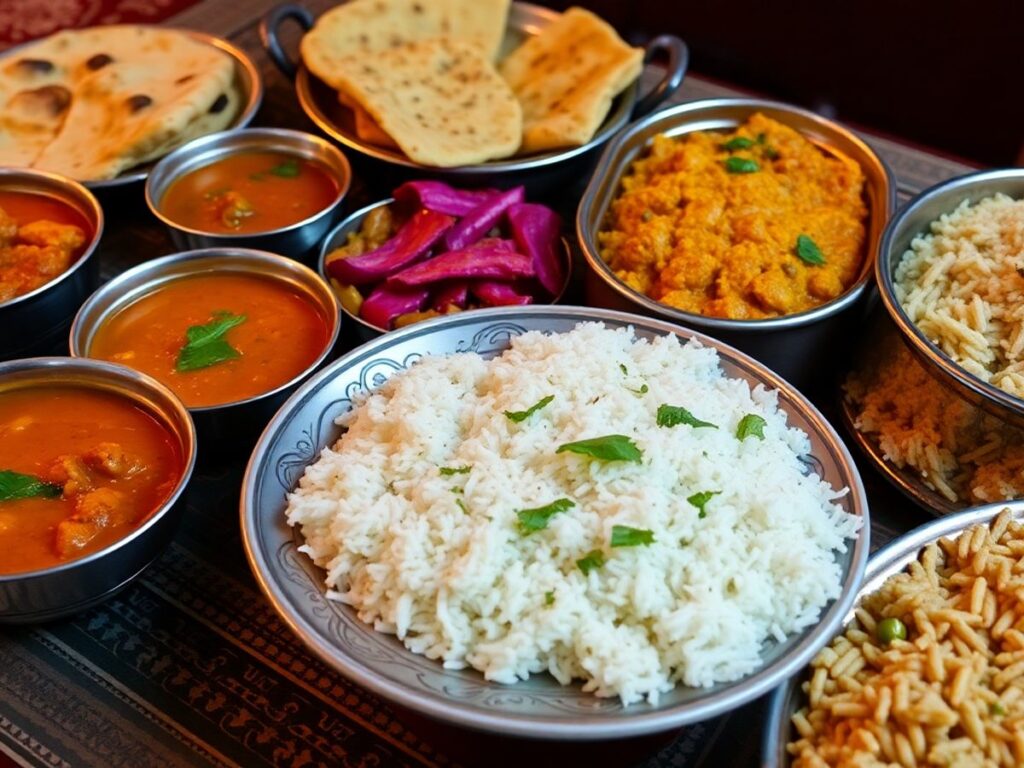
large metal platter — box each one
[763,500,1024,766]
[0,28,263,190]
[240,305,869,740]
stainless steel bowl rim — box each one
[316,198,574,334]
[83,28,264,189]
[0,356,197,583]
[763,499,1024,764]
[241,304,871,739]
[145,127,351,240]
[70,247,341,413]
[876,167,1024,420]
[577,97,896,333]
[0,167,105,310]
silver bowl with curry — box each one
[0,356,196,623]
[70,248,341,450]
[146,128,351,259]
[576,98,895,390]
[0,167,104,361]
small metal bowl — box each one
[763,499,1024,765]
[317,198,574,343]
[0,168,104,361]
[260,2,688,196]
[576,98,895,389]
[86,29,264,190]
[146,128,352,259]
[0,356,196,623]
[69,248,341,447]
[876,168,1024,430]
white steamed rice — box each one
[286,323,860,704]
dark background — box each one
[549,0,1023,167]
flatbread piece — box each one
[330,38,522,167]
[300,0,510,88]
[499,7,643,154]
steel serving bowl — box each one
[240,305,870,739]
[317,198,574,343]
[763,499,1024,765]
[0,356,196,623]
[85,28,264,190]
[577,98,896,390]
[146,128,352,259]
[0,167,104,361]
[877,168,1024,430]
[259,2,688,196]
[69,248,341,448]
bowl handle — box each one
[260,3,315,80]
[632,36,689,119]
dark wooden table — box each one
[0,2,976,767]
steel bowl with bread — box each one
[259,1,688,196]
[0,167,104,361]
[146,128,352,259]
[241,305,869,739]
[70,248,341,449]
[0,357,196,623]
[576,97,895,391]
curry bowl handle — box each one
[260,3,315,81]
[633,35,689,119]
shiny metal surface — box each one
[260,2,688,195]
[84,29,264,190]
[763,500,1024,766]
[876,168,1024,430]
[146,128,351,259]
[839,303,960,517]
[0,357,196,623]
[241,305,869,739]
[576,98,895,388]
[317,198,574,343]
[70,248,341,446]
[0,168,104,360]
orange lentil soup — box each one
[89,273,331,408]
[0,189,90,303]
[0,386,183,574]
[599,113,868,319]
[159,151,338,234]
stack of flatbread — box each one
[300,1,643,167]
[0,26,240,181]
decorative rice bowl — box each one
[284,322,861,705]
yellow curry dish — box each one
[598,113,869,320]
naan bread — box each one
[0,26,238,180]
[301,0,510,88]
[331,38,521,167]
[499,7,643,154]
[337,89,398,149]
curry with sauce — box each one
[159,151,338,234]
[599,113,868,320]
[88,273,331,408]
[0,386,183,574]
[0,189,89,303]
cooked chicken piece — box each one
[7,244,74,276]
[49,455,93,496]
[0,206,16,246]
[17,220,85,252]
[55,487,130,556]
[84,442,141,478]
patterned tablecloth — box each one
[0,2,976,766]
